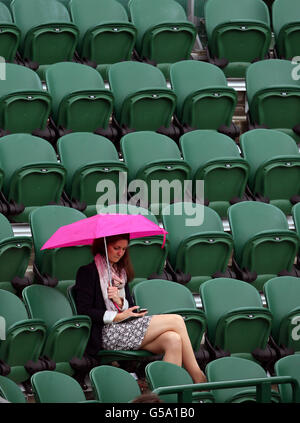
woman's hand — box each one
[113,306,148,323]
[107,285,123,307]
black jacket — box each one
[74,261,135,356]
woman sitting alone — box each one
[75,233,206,384]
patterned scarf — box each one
[94,253,127,312]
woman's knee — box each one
[161,330,182,350]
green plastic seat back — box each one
[57,132,126,205]
[96,204,168,279]
[22,285,73,328]
[206,356,269,403]
[275,354,300,403]
[180,130,249,214]
[130,0,196,63]
[0,288,29,327]
[162,203,233,280]
[272,0,300,59]
[69,0,136,64]
[90,365,141,402]
[200,278,272,352]
[121,131,190,206]
[170,60,237,129]
[228,201,299,272]
[30,205,93,280]
[246,59,300,128]
[145,361,193,403]
[0,63,51,133]
[0,375,26,403]
[240,129,300,209]
[263,276,300,350]
[11,0,78,64]
[205,0,271,62]
[31,370,86,403]
[108,61,176,131]
[0,133,65,206]
[0,2,20,62]
[46,62,113,132]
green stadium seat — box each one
[69,0,137,80]
[121,131,191,215]
[274,354,300,403]
[0,133,66,223]
[108,61,176,135]
[272,0,300,59]
[22,285,91,376]
[0,213,32,294]
[0,289,47,384]
[133,279,206,351]
[161,203,234,293]
[240,129,300,215]
[0,375,26,403]
[246,59,300,143]
[29,205,93,289]
[31,370,98,403]
[199,278,273,362]
[228,201,299,290]
[0,2,20,62]
[204,0,271,77]
[180,130,249,217]
[206,356,280,402]
[90,365,141,403]
[11,0,79,78]
[129,0,196,78]
[45,62,114,137]
[170,60,239,137]
[0,63,51,135]
[263,276,300,354]
[57,132,127,217]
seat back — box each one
[228,201,299,289]
[200,278,272,353]
[240,129,300,214]
[57,132,127,215]
[206,356,273,403]
[108,61,176,131]
[70,0,136,64]
[205,0,271,74]
[246,59,300,129]
[133,279,206,350]
[0,134,66,220]
[0,213,32,284]
[145,361,193,403]
[273,0,300,59]
[263,276,300,351]
[162,203,233,292]
[0,375,26,403]
[30,205,93,281]
[46,62,113,132]
[0,2,20,62]
[275,354,300,403]
[90,365,141,402]
[11,0,78,64]
[130,0,196,63]
[170,60,237,129]
[31,370,87,403]
[180,129,249,217]
[0,63,51,133]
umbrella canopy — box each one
[41,213,168,250]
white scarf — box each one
[94,253,127,312]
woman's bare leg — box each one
[141,331,183,367]
[140,314,206,383]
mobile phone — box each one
[133,307,148,313]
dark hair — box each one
[91,234,134,282]
[131,393,163,403]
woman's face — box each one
[107,239,128,263]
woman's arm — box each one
[75,265,106,324]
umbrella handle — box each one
[104,236,113,287]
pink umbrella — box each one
[41,213,168,293]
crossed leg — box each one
[140,314,206,383]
